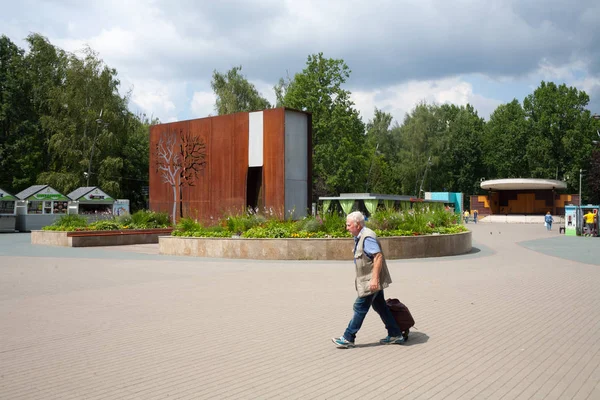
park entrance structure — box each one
[149,107,312,222]
[472,178,577,217]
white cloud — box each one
[190,91,216,118]
[127,79,179,122]
[2,0,599,123]
[352,78,503,124]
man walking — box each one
[331,211,404,348]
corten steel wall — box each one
[263,109,285,216]
[149,108,310,222]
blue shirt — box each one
[354,228,382,259]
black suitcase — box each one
[386,298,415,341]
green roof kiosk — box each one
[15,185,70,231]
[67,187,115,217]
[0,188,18,231]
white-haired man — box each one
[332,211,404,348]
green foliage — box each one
[482,100,528,179]
[130,210,171,229]
[320,212,347,236]
[173,208,460,238]
[588,149,600,205]
[0,34,150,210]
[177,217,202,233]
[276,53,368,198]
[211,66,271,115]
[42,214,88,231]
[366,208,460,235]
[42,210,170,231]
[89,220,122,231]
[225,213,263,234]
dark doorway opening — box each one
[247,167,263,210]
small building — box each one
[318,193,447,217]
[425,192,464,214]
[472,178,577,216]
[15,185,70,231]
[0,188,18,231]
[67,187,115,215]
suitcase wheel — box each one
[402,329,409,342]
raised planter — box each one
[159,231,472,260]
[31,228,173,247]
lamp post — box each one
[86,109,107,187]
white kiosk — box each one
[15,185,70,231]
[67,187,115,219]
[0,188,18,231]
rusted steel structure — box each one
[149,107,312,222]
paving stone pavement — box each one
[1,225,600,399]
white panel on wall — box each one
[284,110,308,218]
[249,111,264,167]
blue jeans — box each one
[343,290,401,342]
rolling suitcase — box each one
[386,298,415,341]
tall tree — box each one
[276,53,368,198]
[441,104,485,195]
[523,81,591,187]
[395,102,448,195]
[482,99,528,179]
[211,66,271,115]
[365,108,399,193]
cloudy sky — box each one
[2,0,600,124]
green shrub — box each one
[42,214,88,231]
[171,208,464,238]
[130,210,171,229]
[321,212,346,235]
[89,220,123,231]
[177,217,202,233]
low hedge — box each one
[42,210,172,231]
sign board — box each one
[80,188,114,203]
[29,187,69,201]
[564,206,577,236]
[113,199,130,216]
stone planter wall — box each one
[31,229,173,247]
[159,231,472,260]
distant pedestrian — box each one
[464,210,470,224]
[544,211,554,231]
[473,209,478,224]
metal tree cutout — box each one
[178,129,207,218]
[155,132,181,223]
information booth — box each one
[15,185,70,231]
[564,204,599,237]
[581,205,599,237]
[67,187,115,216]
[0,188,18,231]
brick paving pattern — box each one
[1,224,599,399]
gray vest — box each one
[354,227,392,297]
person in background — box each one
[473,209,478,224]
[464,210,470,224]
[544,211,554,231]
[583,210,595,236]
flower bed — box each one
[33,210,173,247]
[161,209,471,260]
[159,231,471,260]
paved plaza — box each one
[1,224,600,399]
